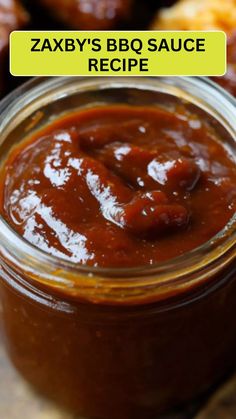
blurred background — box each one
[0,2,236,418]
[0,0,236,98]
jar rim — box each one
[0,76,235,304]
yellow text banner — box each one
[10,31,226,77]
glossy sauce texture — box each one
[1,105,236,268]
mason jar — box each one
[0,77,235,419]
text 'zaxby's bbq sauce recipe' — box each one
[1,104,236,269]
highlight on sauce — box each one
[1,104,235,268]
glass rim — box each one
[0,76,235,303]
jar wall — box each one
[0,263,236,419]
[0,76,235,418]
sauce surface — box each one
[1,104,236,268]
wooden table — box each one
[0,329,235,419]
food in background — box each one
[38,0,133,30]
[151,0,236,97]
[212,32,236,97]
[151,0,236,32]
[0,0,29,94]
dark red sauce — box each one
[1,104,235,268]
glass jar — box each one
[0,77,235,419]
